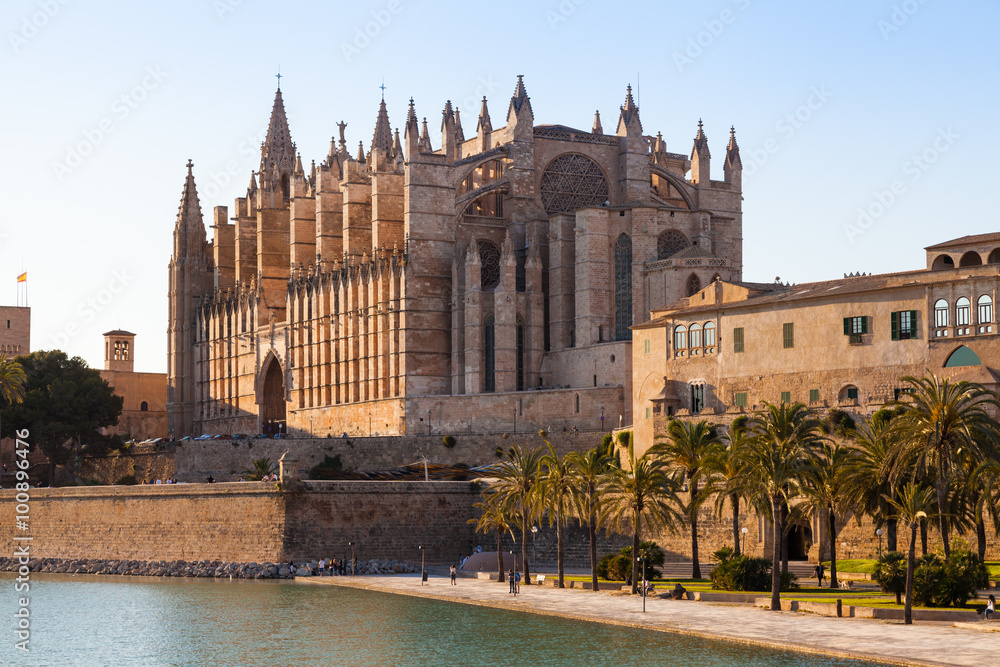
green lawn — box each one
[986,562,999,577]
[822,559,876,574]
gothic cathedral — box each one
[166,76,743,438]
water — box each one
[0,574,884,667]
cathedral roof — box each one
[670,244,716,260]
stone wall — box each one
[76,450,176,485]
[0,481,480,565]
[0,305,30,356]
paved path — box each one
[300,574,997,667]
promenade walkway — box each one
[301,573,997,667]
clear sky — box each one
[1,0,997,372]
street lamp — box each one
[348,541,356,576]
[600,406,605,431]
[636,557,647,612]
[741,526,749,555]
[418,545,425,585]
[876,528,884,558]
[531,525,538,568]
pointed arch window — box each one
[614,233,633,340]
[516,315,525,391]
[484,314,496,393]
[687,274,702,297]
[478,240,501,290]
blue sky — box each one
[1,0,997,372]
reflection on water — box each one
[0,574,883,667]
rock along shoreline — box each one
[0,556,416,580]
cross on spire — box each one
[379,78,386,99]
[275,68,282,89]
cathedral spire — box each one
[617,84,641,133]
[247,170,258,195]
[419,117,432,153]
[404,98,420,158]
[592,110,603,134]
[454,108,464,143]
[508,75,533,117]
[371,97,393,154]
[356,141,366,164]
[476,96,492,134]
[177,159,203,231]
[692,119,710,156]
[261,86,295,168]
[691,119,711,185]
[724,126,742,188]
[392,128,403,157]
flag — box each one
[16,272,26,282]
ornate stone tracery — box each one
[657,230,688,260]
[478,240,501,289]
[539,154,609,215]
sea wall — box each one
[0,481,481,565]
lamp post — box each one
[419,545,425,585]
[531,525,538,568]
[348,541,355,576]
[741,526,749,555]
[636,557,647,612]
[876,528,884,558]
[600,406,605,431]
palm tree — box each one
[886,483,937,625]
[0,354,26,407]
[537,443,575,588]
[704,416,751,556]
[843,412,902,551]
[738,401,822,610]
[470,494,516,583]
[651,419,722,578]
[891,374,999,558]
[603,441,682,594]
[567,445,613,592]
[241,457,276,480]
[801,441,854,588]
[971,459,1000,562]
[488,445,543,585]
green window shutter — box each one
[861,316,869,334]
[783,323,794,349]
[733,327,744,353]
[809,388,819,402]
[891,311,899,341]
[843,317,850,335]
[909,310,918,336]
[780,391,790,404]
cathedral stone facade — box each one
[167,77,744,438]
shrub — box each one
[308,454,343,480]
[442,435,456,449]
[913,543,989,607]
[872,551,907,604]
[616,430,632,447]
[710,546,797,592]
[600,433,613,453]
[596,553,616,580]
[823,408,856,436]
[115,475,138,486]
[598,542,664,582]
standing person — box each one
[514,569,521,595]
[508,568,515,595]
[987,594,995,621]
[814,563,826,587]
[318,559,325,576]
[450,565,457,585]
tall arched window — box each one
[978,295,993,323]
[673,325,687,350]
[689,323,702,349]
[516,315,525,392]
[956,297,971,326]
[484,314,496,393]
[614,234,633,340]
[934,299,949,327]
[478,240,501,289]
[575,394,580,413]
[687,274,701,297]
[140,401,149,412]
[704,321,717,346]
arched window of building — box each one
[932,255,955,271]
[539,154,609,215]
[840,384,860,402]
[704,321,717,346]
[484,314,496,393]
[575,393,580,414]
[458,159,503,196]
[516,315,525,392]
[956,297,971,326]
[689,323,702,349]
[978,295,993,323]
[687,273,701,297]
[478,240,501,290]
[945,345,982,367]
[959,251,983,267]
[934,299,949,327]
[673,325,687,350]
[140,401,149,412]
[657,230,687,260]
[614,234,633,340]
[989,249,1000,264]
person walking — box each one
[814,563,826,587]
[450,565,457,585]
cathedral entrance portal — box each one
[260,356,286,435]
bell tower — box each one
[104,329,136,372]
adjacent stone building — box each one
[100,330,167,441]
[0,306,29,357]
[632,232,1000,451]
[168,77,745,438]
